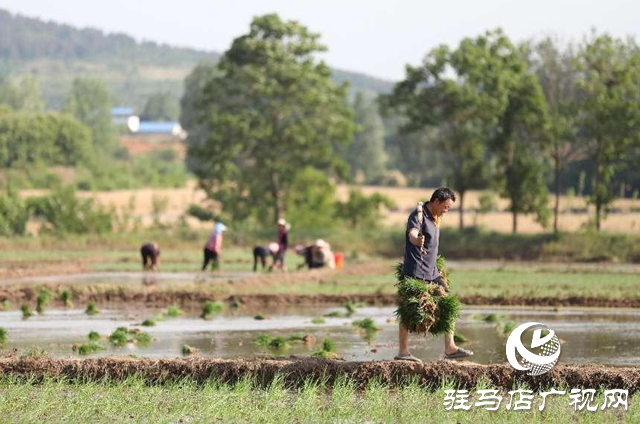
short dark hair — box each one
[430,187,456,203]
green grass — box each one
[0,375,638,422]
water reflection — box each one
[1,306,639,366]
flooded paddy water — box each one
[2,303,639,366]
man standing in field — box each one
[395,187,473,362]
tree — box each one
[0,76,44,112]
[63,78,117,154]
[576,33,640,230]
[334,189,396,228]
[343,92,387,183]
[188,14,355,224]
[141,92,179,121]
[381,43,491,229]
[457,30,550,233]
[527,37,583,233]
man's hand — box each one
[408,228,425,248]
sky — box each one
[1,0,638,80]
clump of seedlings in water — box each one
[502,321,518,335]
[344,301,364,317]
[254,333,307,349]
[182,344,198,355]
[60,290,73,307]
[484,313,498,323]
[85,302,100,316]
[352,318,380,343]
[140,319,156,327]
[36,289,51,314]
[201,301,224,319]
[230,299,242,309]
[108,327,152,347]
[0,299,10,311]
[21,303,32,320]
[254,314,265,320]
[312,338,339,359]
[0,327,7,344]
[166,306,182,318]
[88,331,100,342]
[73,342,104,356]
[324,310,346,318]
[311,317,325,325]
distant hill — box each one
[0,9,394,110]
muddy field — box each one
[1,356,639,393]
[3,283,640,309]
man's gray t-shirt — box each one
[402,203,439,281]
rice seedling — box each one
[166,306,182,318]
[254,314,265,320]
[36,289,51,314]
[268,336,288,350]
[453,331,468,344]
[60,290,73,307]
[343,301,364,316]
[74,342,105,355]
[134,331,152,346]
[88,331,100,342]
[21,303,32,320]
[287,334,305,342]
[502,321,518,335]
[182,344,197,355]
[85,302,100,316]
[201,301,224,319]
[108,328,129,346]
[0,299,10,310]
[484,313,499,323]
[140,319,156,327]
[352,318,380,332]
[324,311,346,318]
[0,327,7,344]
[311,317,325,324]
[253,334,273,347]
[230,299,242,309]
[312,338,338,359]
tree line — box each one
[183,15,640,233]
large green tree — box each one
[343,92,387,183]
[576,33,640,230]
[527,37,583,232]
[63,78,117,154]
[382,43,492,229]
[188,14,354,223]
[0,76,44,112]
[458,30,550,233]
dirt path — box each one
[1,356,639,392]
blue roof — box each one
[137,121,179,134]
[111,107,134,116]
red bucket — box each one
[334,252,344,271]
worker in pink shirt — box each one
[202,222,227,271]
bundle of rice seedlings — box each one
[140,319,156,327]
[394,261,460,335]
[74,342,104,355]
[312,338,339,359]
[166,306,182,318]
[311,317,325,324]
[201,301,224,319]
[182,344,198,355]
[88,331,100,342]
[268,336,288,349]
[0,299,10,311]
[21,303,32,320]
[453,331,468,344]
[85,302,100,316]
[254,314,265,320]
[36,289,51,314]
[0,327,7,344]
[60,290,73,307]
[352,318,380,332]
[253,334,273,347]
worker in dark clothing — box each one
[270,218,289,271]
[140,242,160,271]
